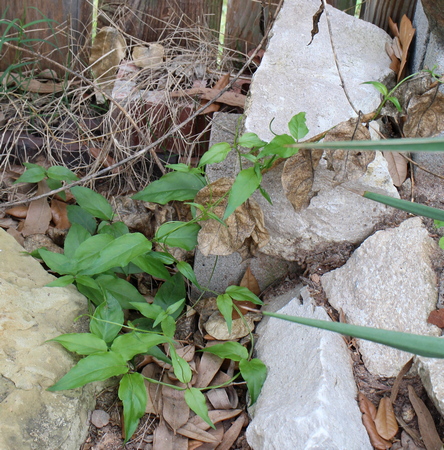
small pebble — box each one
[91,409,110,428]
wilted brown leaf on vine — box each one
[195,178,269,257]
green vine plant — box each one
[18,90,444,441]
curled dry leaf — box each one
[403,88,444,138]
[5,205,28,218]
[359,393,392,449]
[195,178,269,257]
[383,151,408,187]
[200,72,230,115]
[427,309,444,328]
[204,311,256,341]
[51,199,70,229]
[324,119,374,184]
[282,148,323,212]
[375,397,398,441]
[408,385,443,450]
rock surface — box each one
[0,229,94,450]
[322,218,440,377]
[246,286,372,449]
[245,0,393,141]
[415,355,444,417]
[240,0,399,261]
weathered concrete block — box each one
[247,287,372,449]
[322,218,440,377]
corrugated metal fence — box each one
[0,0,418,73]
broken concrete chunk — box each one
[322,218,440,377]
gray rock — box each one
[245,0,393,141]
[246,287,372,450]
[322,218,440,377]
[415,356,444,417]
[0,229,94,450]
[253,152,399,261]
[240,0,399,261]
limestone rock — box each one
[241,0,398,261]
[0,229,94,450]
[415,355,444,417]
[322,218,440,377]
[246,287,372,449]
[245,0,393,141]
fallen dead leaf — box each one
[390,358,414,403]
[408,385,443,450]
[194,343,224,389]
[399,15,416,82]
[7,226,25,247]
[282,148,323,211]
[324,119,374,184]
[5,205,28,218]
[153,417,187,450]
[383,151,408,187]
[161,385,189,433]
[200,72,230,115]
[403,88,444,138]
[427,309,444,328]
[216,412,247,450]
[188,422,224,450]
[51,199,70,229]
[21,180,52,237]
[195,178,269,257]
[359,393,392,449]
[204,311,256,341]
[142,363,163,415]
[375,397,398,441]
[176,422,220,443]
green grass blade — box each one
[263,312,444,358]
[364,191,444,221]
[291,137,444,152]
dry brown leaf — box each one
[176,422,220,443]
[200,72,230,115]
[189,409,243,430]
[88,147,118,172]
[282,148,323,211]
[0,217,19,229]
[195,178,269,257]
[142,363,163,414]
[5,205,28,218]
[176,344,196,362]
[153,418,188,450]
[21,180,52,237]
[240,266,260,295]
[194,343,224,389]
[215,412,247,450]
[324,119,374,184]
[204,311,256,341]
[206,388,234,410]
[170,88,246,108]
[132,43,164,69]
[359,392,378,421]
[388,17,400,38]
[375,397,398,440]
[50,199,70,229]
[161,385,189,432]
[390,358,414,403]
[399,15,416,82]
[383,151,408,187]
[7,227,25,247]
[408,385,443,450]
[359,393,392,449]
[188,422,225,450]
[427,309,444,328]
[404,88,444,138]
